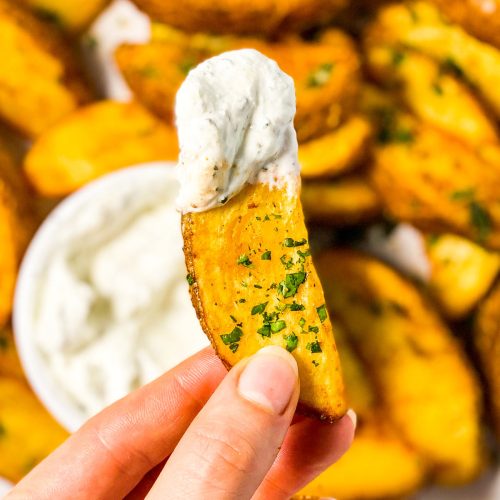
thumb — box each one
[146,346,300,500]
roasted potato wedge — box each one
[301,175,382,226]
[365,45,498,146]
[183,183,346,421]
[365,1,500,119]
[475,283,500,438]
[299,115,372,179]
[297,425,425,500]
[129,0,347,36]
[24,100,179,197]
[0,378,68,482]
[115,28,360,141]
[20,0,110,32]
[0,0,92,137]
[425,233,500,320]
[370,117,500,250]
[0,327,24,380]
[430,0,500,50]
[316,250,485,485]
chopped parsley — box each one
[470,201,492,242]
[251,302,268,315]
[392,50,406,67]
[450,188,475,201]
[299,317,306,328]
[307,341,322,353]
[312,360,320,367]
[264,214,271,221]
[307,62,335,88]
[316,304,328,323]
[283,238,307,247]
[220,327,243,345]
[261,250,272,260]
[290,301,305,311]
[272,213,282,219]
[297,249,311,262]
[258,326,271,337]
[238,298,247,303]
[278,272,307,298]
[271,320,287,333]
[280,255,294,270]
[308,325,319,334]
[237,254,253,267]
[186,274,195,286]
[229,343,239,353]
[230,315,237,323]
[284,333,298,352]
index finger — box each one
[9,347,226,500]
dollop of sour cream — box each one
[175,49,300,213]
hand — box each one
[8,346,355,499]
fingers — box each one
[253,411,356,499]
[146,346,300,500]
[10,347,226,500]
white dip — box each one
[175,49,300,212]
[30,167,207,418]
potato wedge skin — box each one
[301,175,382,226]
[315,250,485,485]
[182,183,346,422]
[115,29,360,142]
[0,0,92,137]
[370,121,500,250]
[24,100,179,197]
[475,283,500,439]
[425,233,499,320]
[0,378,68,482]
[129,0,347,36]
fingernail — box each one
[347,409,357,429]
[238,345,298,415]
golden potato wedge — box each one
[115,28,360,141]
[429,0,500,49]
[24,100,179,197]
[183,183,346,421]
[0,327,24,380]
[129,0,347,36]
[365,45,498,146]
[365,1,500,119]
[0,0,92,137]
[316,250,485,485]
[0,378,68,482]
[20,0,110,32]
[299,116,372,179]
[370,117,500,250]
[475,283,500,438]
[297,425,425,500]
[301,175,382,226]
[425,233,500,320]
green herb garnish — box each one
[450,188,475,201]
[230,315,237,323]
[261,251,272,260]
[307,341,322,353]
[237,254,253,267]
[283,238,307,247]
[278,272,307,298]
[307,62,334,88]
[284,333,298,352]
[470,201,492,242]
[220,327,243,345]
[290,302,305,311]
[271,320,286,333]
[258,326,271,337]
[316,305,327,323]
[186,274,195,286]
[312,360,320,367]
[308,325,319,334]
[251,302,268,315]
[392,50,406,67]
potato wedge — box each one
[299,116,372,179]
[429,0,500,50]
[370,117,500,250]
[0,327,24,380]
[115,28,360,141]
[24,100,179,197]
[183,183,346,421]
[425,233,500,320]
[475,283,500,439]
[301,175,382,226]
[129,0,347,36]
[297,425,425,500]
[0,378,68,482]
[365,1,500,119]
[0,0,92,137]
[20,0,110,32]
[315,249,485,485]
[365,45,498,146]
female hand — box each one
[8,345,355,499]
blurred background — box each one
[0,0,499,497]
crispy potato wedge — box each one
[24,100,179,197]
[299,115,372,179]
[20,0,110,32]
[0,0,92,137]
[0,378,68,482]
[365,1,500,119]
[115,28,360,141]
[297,425,425,500]
[370,117,500,250]
[129,0,347,36]
[475,283,500,438]
[183,183,346,421]
[316,249,485,485]
[425,233,500,320]
[429,0,500,49]
[365,45,498,146]
[0,327,24,380]
[301,175,382,226]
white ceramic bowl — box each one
[13,163,208,432]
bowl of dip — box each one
[14,163,209,432]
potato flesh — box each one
[182,183,346,421]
